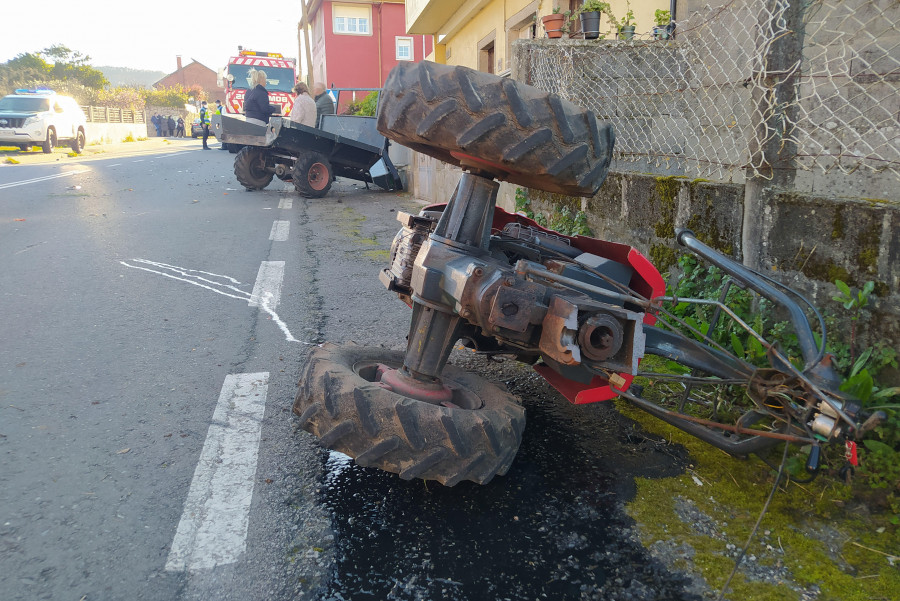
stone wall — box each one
[525,173,900,380]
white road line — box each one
[0,169,89,190]
[278,198,293,209]
[107,163,122,167]
[119,259,311,344]
[132,159,145,163]
[165,372,269,572]
[269,220,290,241]
[249,261,284,309]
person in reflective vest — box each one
[199,101,211,150]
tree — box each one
[0,46,108,95]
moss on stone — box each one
[803,257,852,285]
[617,398,900,601]
[654,176,680,238]
[855,223,881,274]
[832,206,845,240]
[650,243,678,273]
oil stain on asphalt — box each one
[311,356,703,601]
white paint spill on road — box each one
[165,372,269,572]
[249,261,284,309]
[0,169,89,190]
[119,259,314,344]
[278,198,293,209]
[269,220,290,241]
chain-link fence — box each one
[518,0,900,185]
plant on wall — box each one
[576,0,614,40]
[653,9,672,40]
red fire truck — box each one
[217,49,297,117]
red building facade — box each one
[308,0,433,91]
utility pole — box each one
[300,0,314,87]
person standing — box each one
[290,83,317,127]
[243,70,278,125]
[175,116,185,137]
[313,82,335,127]
[199,101,211,149]
[151,114,161,137]
[167,115,176,137]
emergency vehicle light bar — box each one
[239,51,283,58]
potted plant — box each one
[541,6,567,39]
[618,2,636,40]
[577,0,612,40]
[653,9,672,40]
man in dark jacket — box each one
[313,83,335,127]
[244,70,278,125]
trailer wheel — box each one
[233,146,273,190]
[376,61,615,197]
[294,343,525,486]
[292,151,333,198]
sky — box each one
[1,1,304,75]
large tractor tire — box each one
[376,61,615,197]
[292,151,333,198]
[233,146,273,190]
[294,343,525,486]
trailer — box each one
[221,112,403,197]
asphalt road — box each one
[1,140,699,601]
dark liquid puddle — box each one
[317,367,700,600]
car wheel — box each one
[42,128,56,154]
[70,129,85,154]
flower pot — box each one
[580,11,602,40]
[653,25,671,40]
[541,14,566,39]
[619,25,636,40]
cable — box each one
[716,442,790,601]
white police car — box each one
[0,89,87,153]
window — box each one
[396,37,413,61]
[505,2,539,75]
[478,31,497,74]
[333,4,371,35]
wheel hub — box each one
[376,364,454,405]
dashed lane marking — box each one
[165,372,269,571]
[269,220,290,241]
[248,261,284,309]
